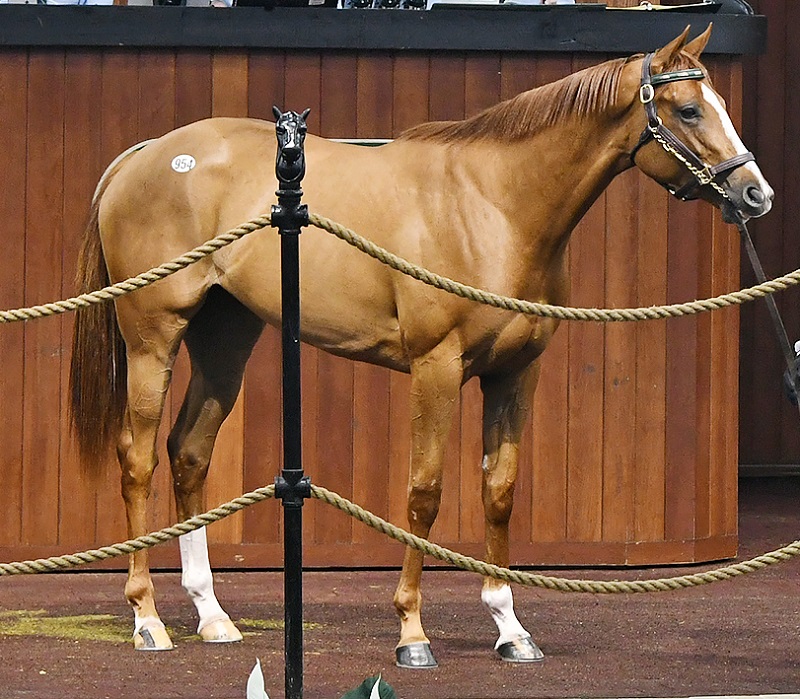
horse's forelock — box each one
[397,56,632,145]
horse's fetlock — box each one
[125,576,155,608]
[393,587,421,617]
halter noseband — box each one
[630,52,755,202]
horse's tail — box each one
[69,159,130,478]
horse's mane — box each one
[397,53,702,145]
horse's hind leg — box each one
[167,287,264,643]
[394,342,463,669]
[117,310,189,651]
[479,364,543,663]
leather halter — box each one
[630,52,755,202]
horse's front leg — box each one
[394,343,464,669]
[479,363,544,663]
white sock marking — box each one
[481,584,530,649]
[179,528,230,632]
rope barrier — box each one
[309,212,800,322]
[0,211,797,325]
[3,483,799,595]
[0,486,274,576]
[0,215,272,324]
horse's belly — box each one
[221,239,408,371]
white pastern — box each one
[179,528,230,632]
[481,584,530,649]
[700,84,773,198]
[133,613,166,635]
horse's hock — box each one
[0,15,757,570]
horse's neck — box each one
[493,117,631,266]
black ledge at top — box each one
[0,4,765,54]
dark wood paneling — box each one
[23,51,65,546]
[739,0,800,467]
[0,47,744,569]
[0,51,28,549]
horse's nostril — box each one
[744,185,766,207]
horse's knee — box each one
[407,480,442,529]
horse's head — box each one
[626,25,773,223]
[272,106,311,186]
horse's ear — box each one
[300,107,311,121]
[272,105,282,120]
[683,24,713,60]
[651,25,691,73]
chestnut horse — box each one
[70,26,772,666]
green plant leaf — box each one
[340,674,397,699]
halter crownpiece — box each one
[631,52,755,202]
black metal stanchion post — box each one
[271,107,311,699]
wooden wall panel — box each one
[23,52,65,547]
[0,51,28,549]
[0,47,744,570]
[60,52,103,548]
[739,0,800,467]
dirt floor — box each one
[1,476,800,699]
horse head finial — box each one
[273,106,311,188]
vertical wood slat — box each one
[739,0,794,467]
[59,51,103,547]
[603,169,638,544]
[633,177,668,545]
[23,51,65,546]
[0,46,745,568]
[564,58,604,545]
[0,50,28,548]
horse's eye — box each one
[678,105,701,123]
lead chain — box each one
[649,126,729,200]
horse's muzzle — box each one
[723,171,774,222]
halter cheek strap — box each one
[630,52,755,202]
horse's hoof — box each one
[134,625,174,651]
[496,636,544,663]
[200,618,243,644]
[395,642,438,669]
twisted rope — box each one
[0,215,272,324]
[0,486,274,576]
[309,212,800,322]
[0,211,797,325]
[3,482,798,595]
[310,485,800,593]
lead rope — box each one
[736,217,800,417]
